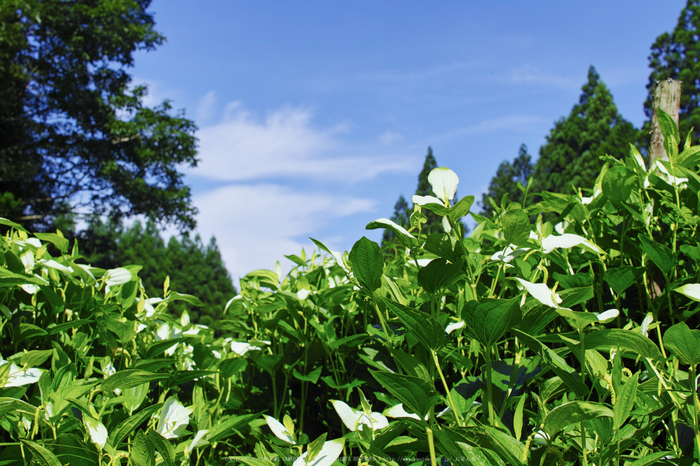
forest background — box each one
[1,0,699,326]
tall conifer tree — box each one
[481,144,533,216]
[531,66,637,198]
[644,0,700,144]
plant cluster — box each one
[2,112,700,465]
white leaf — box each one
[230,341,261,356]
[369,218,416,239]
[156,398,193,439]
[264,415,296,444]
[442,215,452,233]
[640,313,653,337]
[428,167,459,202]
[104,267,132,286]
[188,429,209,451]
[331,400,388,431]
[514,278,563,309]
[445,321,465,335]
[39,259,73,273]
[0,361,42,387]
[596,309,619,323]
[541,233,604,255]
[384,403,423,420]
[84,416,108,448]
[412,194,444,207]
[675,283,700,303]
[293,438,345,466]
[297,288,311,300]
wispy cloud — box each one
[507,64,579,90]
[464,115,546,134]
[192,102,413,183]
[193,184,376,279]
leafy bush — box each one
[2,110,700,465]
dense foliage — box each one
[0,0,199,231]
[1,112,700,465]
[78,218,236,327]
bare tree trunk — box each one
[649,79,682,163]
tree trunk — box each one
[649,79,682,163]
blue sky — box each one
[132,1,685,280]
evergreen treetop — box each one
[644,0,700,144]
[531,66,637,198]
[480,144,533,216]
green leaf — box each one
[603,267,646,295]
[602,165,636,204]
[349,237,383,292]
[109,403,163,446]
[502,209,530,246]
[0,217,28,233]
[131,429,155,466]
[366,218,417,248]
[207,413,259,443]
[483,425,526,465]
[370,370,438,420]
[292,366,323,383]
[449,195,475,222]
[658,108,680,161]
[383,298,445,351]
[166,291,204,306]
[19,439,62,466]
[101,370,169,394]
[146,429,176,466]
[625,451,676,466]
[512,329,588,398]
[307,433,327,464]
[34,233,69,254]
[678,144,700,168]
[664,322,700,366]
[463,298,521,347]
[21,349,54,368]
[417,258,464,294]
[639,234,675,274]
[544,401,613,438]
[613,371,639,432]
[584,329,662,361]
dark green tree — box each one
[480,144,534,217]
[79,219,236,327]
[531,66,637,198]
[644,0,700,144]
[0,0,198,232]
[415,147,444,236]
[381,195,411,246]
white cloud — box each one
[192,102,412,183]
[196,91,218,125]
[464,115,545,134]
[192,184,376,279]
[380,130,403,146]
[508,65,578,90]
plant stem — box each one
[432,350,463,427]
[426,426,438,466]
[484,345,496,426]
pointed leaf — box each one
[544,401,613,438]
[639,234,674,274]
[417,258,464,294]
[19,439,62,466]
[613,371,639,432]
[370,370,438,420]
[664,322,700,366]
[349,237,383,292]
[383,298,445,350]
[463,297,522,346]
[502,209,530,246]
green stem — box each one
[432,350,463,427]
[484,346,496,426]
[426,427,438,466]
